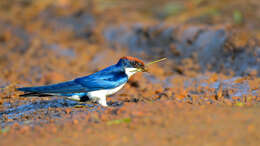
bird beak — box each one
[130,67,148,73]
[141,67,148,72]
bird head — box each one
[117,56,147,77]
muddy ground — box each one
[0,0,260,146]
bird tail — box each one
[17,80,83,96]
[17,84,57,94]
[19,92,55,97]
[17,85,59,97]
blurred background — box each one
[0,0,259,86]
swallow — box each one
[17,56,147,106]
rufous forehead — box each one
[120,56,144,65]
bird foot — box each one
[97,96,108,107]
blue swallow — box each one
[17,56,147,106]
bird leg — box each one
[97,96,108,107]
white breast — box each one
[87,83,126,99]
[87,68,138,101]
[125,68,138,78]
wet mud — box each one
[0,0,260,145]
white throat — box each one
[125,68,138,78]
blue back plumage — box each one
[18,63,128,94]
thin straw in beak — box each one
[130,58,167,72]
[146,58,167,66]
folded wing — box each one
[18,66,128,94]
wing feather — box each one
[18,65,128,94]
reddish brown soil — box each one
[1,102,260,146]
[0,0,259,145]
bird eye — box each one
[133,62,137,66]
